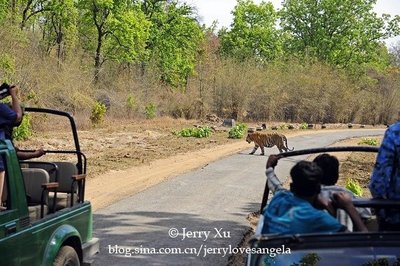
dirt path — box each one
[86,129,383,211]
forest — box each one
[0,0,400,126]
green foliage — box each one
[358,138,378,146]
[0,53,15,81]
[127,95,136,110]
[279,0,395,69]
[279,124,288,130]
[40,0,78,60]
[0,0,8,23]
[79,0,151,80]
[298,253,321,266]
[90,101,107,126]
[299,123,308,129]
[145,1,204,88]
[228,123,248,139]
[219,0,282,62]
[13,114,32,141]
[179,127,212,138]
[144,103,157,119]
[346,178,364,197]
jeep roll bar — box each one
[23,107,84,174]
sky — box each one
[185,0,400,46]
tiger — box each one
[246,132,294,155]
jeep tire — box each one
[54,246,80,266]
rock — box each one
[223,119,236,128]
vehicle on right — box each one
[247,146,400,266]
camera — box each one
[0,83,13,99]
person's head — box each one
[290,161,322,198]
[313,154,339,186]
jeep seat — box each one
[48,162,81,210]
[22,168,58,221]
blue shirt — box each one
[0,103,17,127]
[369,122,400,224]
[0,103,17,171]
[262,190,345,234]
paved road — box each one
[93,129,384,266]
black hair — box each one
[290,161,322,197]
[313,154,339,186]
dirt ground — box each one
[16,118,382,211]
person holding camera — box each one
[0,83,23,208]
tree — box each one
[142,0,204,88]
[279,0,398,69]
[219,0,282,62]
[79,0,150,82]
[40,0,78,61]
[20,0,51,29]
[389,41,400,66]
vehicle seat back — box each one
[48,162,79,210]
[22,168,50,221]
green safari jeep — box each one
[0,108,98,265]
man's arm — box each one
[369,128,395,199]
[9,86,22,124]
[17,148,45,160]
[265,154,284,194]
[332,192,368,232]
[260,154,285,212]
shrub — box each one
[288,124,295,130]
[26,89,40,105]
[90,101,107,126]
[145,103,157,119]
[127,95,136,110]
[179,127,212,138]
[0,53,15,81]
[279,124,288,130]
[346,178,363,197]
[358,137,378,146]
[299,122,308,129]
[13,114,32,141]
[228,123,247,139]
